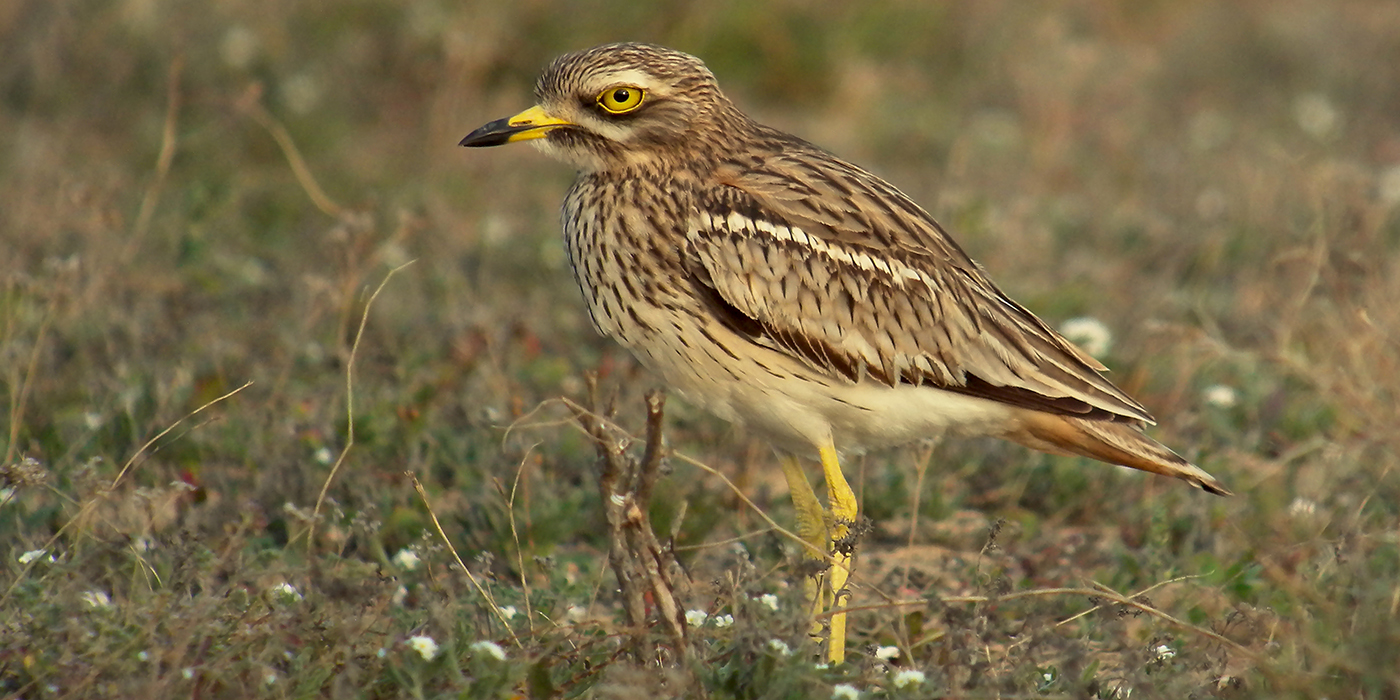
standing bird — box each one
[460,43,1230,664]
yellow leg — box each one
[779,456,829,634]
[779,447,857,665]
[819,442,856,665]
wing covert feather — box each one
[685,151,1152,423]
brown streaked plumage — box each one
[461,42,1230,663]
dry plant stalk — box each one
[569,375,691,663]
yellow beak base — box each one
[459,105,573,147]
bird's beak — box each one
[459,105,573,147]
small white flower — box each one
[1294,93,1339,139]
[392,585,408,606]
[137,651,150,662]
[500,605,518,620]
[767,639,792,656]
[814,662,830,670]
[567,605,587,623]
[263,671,277,686]
[1203,384,1238,408]
[1154,643,1176,660]
[832,683,860,700]
[182,668,195,680]
[1380,164,1400,208]
[1060,317,1112,358]
[376,647,387,659]
[470,640,507,661]
[1288,497,1318,519]
[220,25,259,70]
[1043,671,1055,683]
[81,590,113,609]
[18,549,48,565]
[271,583,302,601]
[392,548,421,571]
[875,645,901,661]
[283,72,323,116]
[712,614,734,628]
[892,669,926,689]
[759,594,780,611]
[406,635,438,661]
[685,609,708,626]
[314,447,333,465]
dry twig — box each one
[568,376,691,663]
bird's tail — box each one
[1008,411,1232,496]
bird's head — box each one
[460,43,733,172]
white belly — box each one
[626,316,1017,458]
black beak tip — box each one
[459,117,514,148]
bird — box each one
[460,42,1230,664]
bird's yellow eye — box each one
[597,86,645,114]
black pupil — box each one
[612,89,630,104]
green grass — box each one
[4,1,1400,697]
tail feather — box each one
[1008,411,1232,496]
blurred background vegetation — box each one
[2,0,1399,697]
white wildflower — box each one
[875,645,901,661]
[1060,317,1112,358]
[500,605,518,620]
[470,640,507,661]
[271,583,302,601]
[685,609,708,627]
[263,671,277,686]
[314,447,333,465]
[1380,164,1400,207]
[18,549,48,565]
[1154,643,1176,660]
[832,683,860,699]
[376,647,387,659]
[567,605,587,623]
[81,590,113,609]
[712,614,734,628]
[767,638,792,656]
[392,585,408,606]
[182,668,195,680]
[1203,384,1238,408]
[220,25,259,70]
[892,669,926,689]
[392,548,421,571]
[283,72,323,116]
[1294,93,1339,139]
[137,651,150,662]
[759,593,780,611]
[406,635,438,661]
[1288,497,1318,519]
